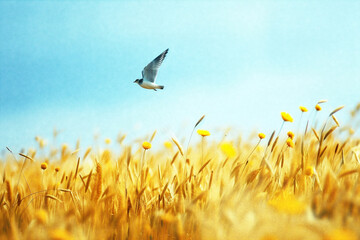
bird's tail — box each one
[158,85,164,90]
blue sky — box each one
[1,1,360,151]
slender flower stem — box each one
[244,139,261,166]
[41,171,45,189]
[296,113,303,137]
[278,141,288,157]
[312,111,318,129]
[277,121,285,139]
[139,150,146,188]
[185,127,196,161]
[201,137,204,164]
[185,115,205,177]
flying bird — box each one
[134,48,169,91]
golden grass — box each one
[1,103,360,240]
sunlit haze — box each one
[1,1,360,151]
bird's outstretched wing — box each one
[142,48,169,83]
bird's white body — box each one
[139,80,163,90]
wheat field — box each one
[1,102,360,240]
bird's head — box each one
[134,79,140,84]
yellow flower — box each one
[323,229,357,240]
[281,112,293,122]
[41,162,48,170]
[35,209,48,225]
[268,192,306,214]
[104,138,111,144]
[220,142,237,158]
[261,234,279,240]
[163,141,172,149]
[286,138,294,148]
[304,166,314,176]
[258,133,266,139]
[197,129,210,137]
[315,104,322,111]
[299,106,308,112]
[287,131,294,140]
[49,228,74,240]
[142,141,152,150]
